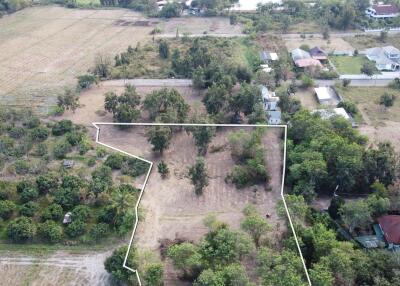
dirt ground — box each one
[284,36,355,53]
[294,88,319,110]
[159,16,243,35]
[0,250,113,286]
[96,125,286,281]
[0,6,154,113]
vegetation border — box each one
[92,122,312,286]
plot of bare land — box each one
[0,6,154,113]
[61,81,205,126]
[158,17,243,36]
[284,36,354,53]
[294,88,319,110]
[97,125,286,252]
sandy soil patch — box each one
[159,16,243,35]
[0,6,154,113]
[284,36,354,53]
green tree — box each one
[41,204,63,222]
[143,263,164,286]
[229,83,262,116]
[186,119,216,155]
[57,88,79,113]
[38,220,63,243]
[203,84,228,115]
[104,246,138,285]
[380,92,396,107]
[361,62,375,76]
[7,216,36,242]
[146,126,172,154]
[0,200,16,220]
[167,242,202,279]
[189,158,209,195]
[241,205,271,247]
[65,220,86,238]
[158,40,170,59]
[339,200,372,233]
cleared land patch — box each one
[95,123,288,283]
[0,6,153,113]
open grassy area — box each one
[344,35,400,50]
[330,55,378,75]
[338,86,400,125]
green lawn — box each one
[330,56,378,75]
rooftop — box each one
[378,215,400,245]
[371,4,399,15]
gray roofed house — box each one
[267,111,282,125]
[291,48,311,62]
[309,46,328,60]
[260,51,279,63]
[363,46,400,71]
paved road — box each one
[103,79,193,87]
[104,78,395,88]
[158,30,400,39]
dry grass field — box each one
[0,6,154,113]
[284,36,354,53]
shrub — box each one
[337,101,358,116]
[16,180,34,193]
[35,143,48,156]
[19,188,39,203]
[53,188,80,210]
[89,223,109,242]
[29,126,49,141]
[53,141,72,159]
[71,205,90,222]
[38,220,63,243]
[105,153,124,170]
[92,165,113,186]
[380,93,396,107]
[77,74,97,90]
[61,175,84,190]
[7,216,36,242]
[65,220,86,238]
[96,147,107,158]
[0,200,16,220]
[157,161,169,179]
[14,160,30,175]
[20,202,39,217]
[121,158,149,177]
[36,174,59,194]
[52,120,73,136]
[87,157,96,167]
[66,131,84,146]
[24,117,40,129]
[8,126,26,139]
[41,204,63,222]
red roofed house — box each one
[377,215,400,245]
[310,47,328,61]
[366,4,400,19]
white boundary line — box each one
[92,122,312,286]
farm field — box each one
[0,6,154,113]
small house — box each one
[260,86,279,111]
[363,46,400,71]
[310,47,328,61]
[378,215,400,245]
[314,87,335,105]
[267,111,282,125]
[366,4,400,19]
[260,51,279,63]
